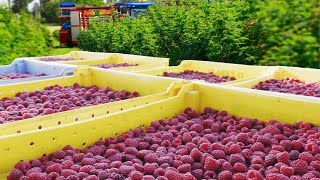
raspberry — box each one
[110,161,122,168]
[144,163,158,175]
[52,150,66,159]
[211,150,225,159]
[229,154,246,165]
[86,175,99,180]
[46,163,62,174]
[81,158,96,166]
[90,146,104,156]
[165,170,183,180]
[299,152,315,163]
[199,143,211,152]
[61,160,73,169]
[265,154,277,166]
[204,157,219,171]
[142,175,156,180]
[229,144,241,154]
[72,153,85,163]
[251,156,265,165]
[280,140,292,151]
[235,133,249,144]
[292,140,304,152]
[182,133,193,144]
[266,173,290,180]
[79,165,95,173]
[184,172,196,180]
[124,138,138,147]
[302,173,316,179]
[290,150,300,160]
[250,142,265,152]
[61,169,77,177]
[280,166,294,176]
[291,160,308,174]
[247,170,263,180]
[154,168,166,177]
[27,172,42,180]
[221,162,233,171]
[177,164,191,173]
[190,124,203,133]
[204,171,217,179]
[145,153,158,163]
[105,149,118,157]
[133,163,144,172]
[310,161,320,171]
[190,148,202,161]
[232,173,247,180]
[119,165,135,176]
[158,156,174,165]
[108,154,122,162]
[129,171,143,180]
[172,138,182,147]
[234,163,247,173]
[276,152,290,164]
[180,155,194,165]
[48,172,60,179]
[217,171,232,180]
[305,143,320,155]
[78,172,89,179]
[7,169,24,180]
[14,161,31,171]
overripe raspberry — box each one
[290,150,300,160]
[204,157,219,171]
[234,162,247,173]
[291,159,308,174]
[217,171,232,180]
[299,152,315,163]
[165,170,183,180]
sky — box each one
[0,0,40,11]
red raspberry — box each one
[154,168,166,177]
[229,144,241,154]
[199,143,212,152]
[299,122,311,130]
[221,162,233,172]
[190,148,202,161]
[291,160,308,174]
[81,158,96,166]
[203,119,214,129]
[14,162,31,171]
[266,173,290,180]
[119,165,135,176]
[280,166,294,176]
[265,154,277,166]
[190,124,203,133]
[172,138,182,147]
[48,172,60,179]
[72,153,85,163]
[257,136,272,146]
[251,156,265,165]
[247,170,263,180]
[133,163,144,172]
[77,172,89,179]
[52,150,66,159]
[299,152,315,163]
[235,133,249,143]
[105,149,118,157]
[61,169,77,177]
[292,140,304,152]
[97,170,108,179]
[180,155,194,165]
[211,150,225,159]
[204,157,219,171]
[7,169,24,180]
[232,173,247,180]
[184,172,196,180]
[204,171,217,179]
[129,171,143,180]
[250,142,265,152]
[290,176,302,180]
[86,175,99,180]
[229,154,246,165]
[61,160,73,169]
[305,143,320,155]
[191,169,203,179]
[276,152,290,164]
[302,173,316,179]
[165,170,183,180]
[145,153,158,163]
[90,146,104,156]
[158,156,174,166]
[310,161,320,171]
[27,172,42,180]
[233,163,247,173]
[290,150,300,160]
[280,140,292,151]
[217,171,232,180]
[79,165,95,173]
[137,142,150,150]
[177,164,191,173]
[46,163,62,174]
[144,163,158,175]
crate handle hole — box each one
[82,143,86,146]
[75,118,78,121]
[38,125,42,129]
[17,130,21,133]
[58,121,61,125]
[92,114,95,117]
[115,133,118,136]
[120,108,123,111]
[30,142,34,146]
[42,154,46,156]
[53,137,56,141]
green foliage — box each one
[53,29,60,41]
[0,7,53,65]
[78,0,320,68]
[12,0,32,13]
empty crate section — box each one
[0,59,76,85]
[27,51,111,62]
[0,82,319,177]
[135,60,275,84]
[0,67,184,136]
[60,53,170,72]
[230,66,320,99]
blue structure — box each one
[115,2,155,17]
[115,2,155,8]
[59,2,76,8]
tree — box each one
[12,0,32,13]
[32,2,40,19]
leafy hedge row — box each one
[0,7,53,65]
[78,0,319,68]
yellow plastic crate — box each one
[230,66,320,100]
[0,82,319,176]
[135,60,276,84]
[59,53,169,72]
[0,67,184,136]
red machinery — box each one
[59,2,116,47]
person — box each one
[61,20,71,30]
